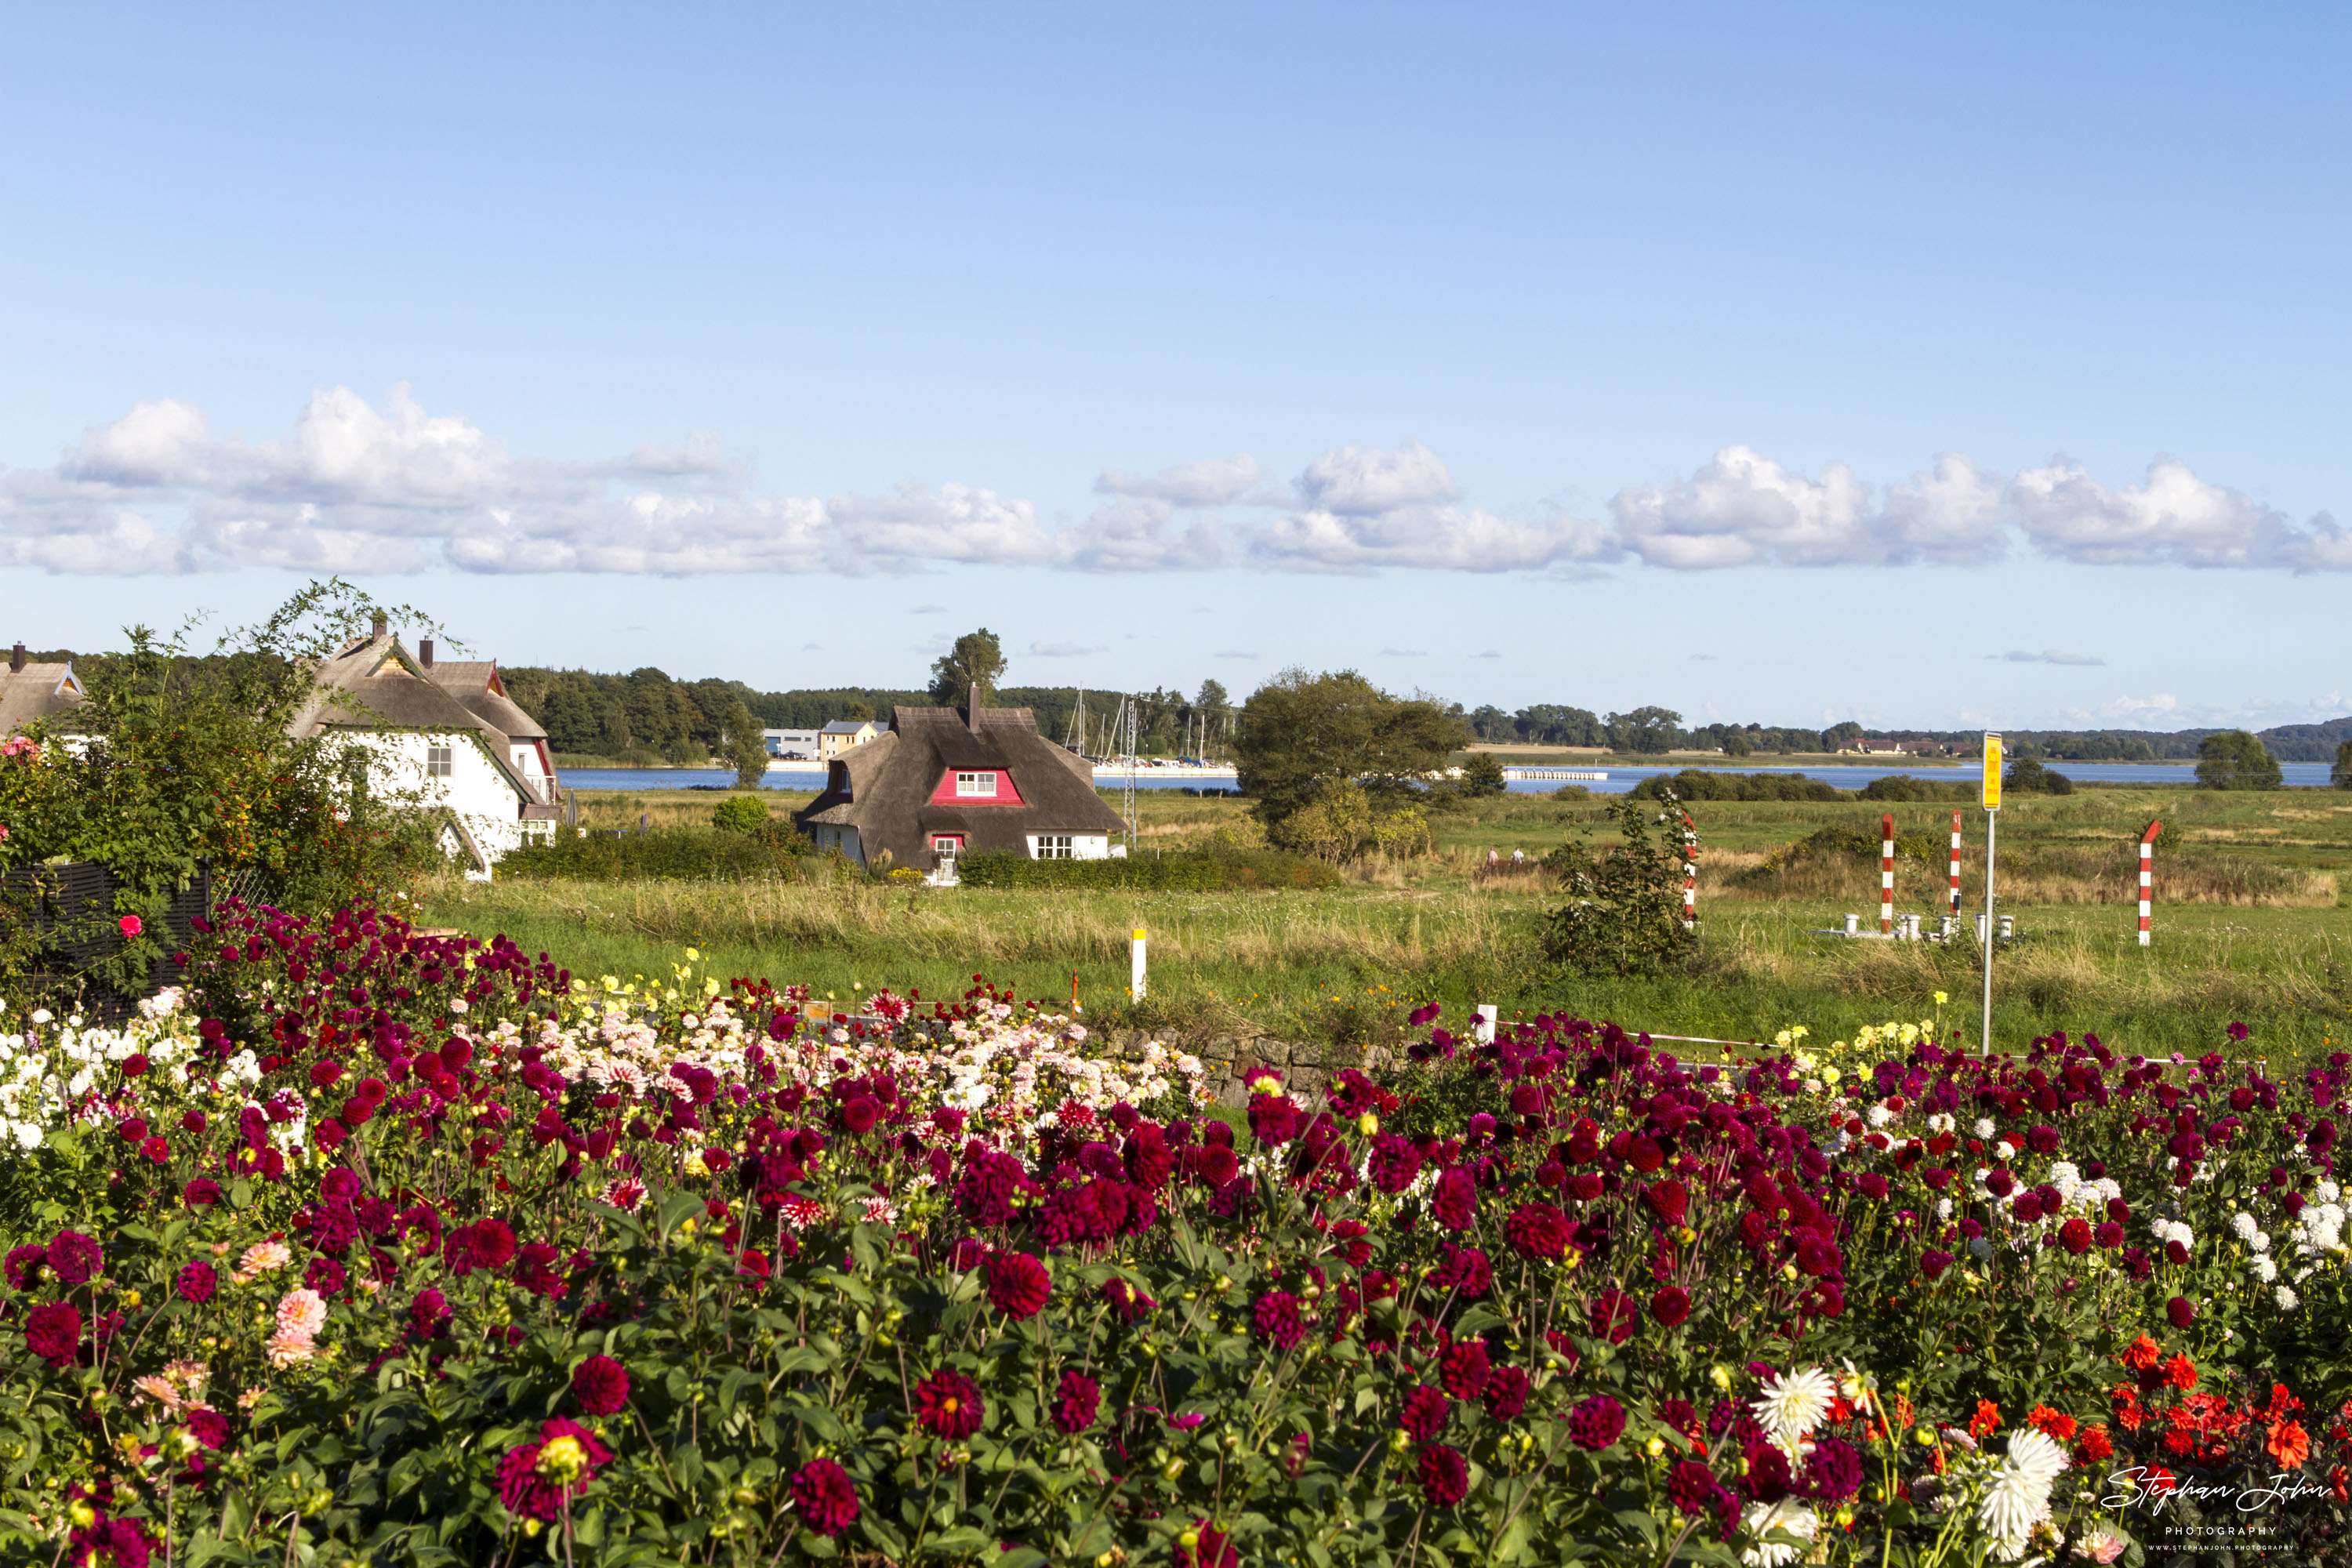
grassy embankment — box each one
[419,783,2352,1069]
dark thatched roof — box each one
[795,704,1123,866]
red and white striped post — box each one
[1681,811,1697,930]
[1879,813,1896,935]
[2138,820,2161,946]
[1947,809,1963,917]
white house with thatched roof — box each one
[795,702,1125,882]
[290,617,563,875]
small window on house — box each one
[932,835,962,862]
[956,771,998,797]
[427,745,453,777]
[1036,835,1073,859]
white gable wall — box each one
[343,731,554,872]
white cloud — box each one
[1295,439,1462,514]
[1380,647,1427,657]
[1028,640,1104,657]
[9,390,2349,582]
[1998,649,2106,666]
[1095,453,1266,506]
[1610,446,2007,568]
[1053,498,1230,572]
[2008,457,2295,568]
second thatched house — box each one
[795,702,1125,881]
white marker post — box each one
[1680,811,1698,931]
[1980,734,2002,1057]
[2138,821,2161,946]
[1131,926,1147,1001]
[1474,1004,1498,1044]
[1878,814,1896,935]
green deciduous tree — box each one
[2195,730,2282,790]
[928,629,1007,708]
[1541,796,1697,976]
[1603,706,1683,754]
[719,700,768,789]
[1233,668,1464,831]
[2332,736,2352,789]
[1459,750,1508,797]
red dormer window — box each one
[933,768,1025,805]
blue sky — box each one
[2,5,2347,731]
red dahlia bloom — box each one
[495,1417,611,1521]
[176,1261,216,1305]
[46,1230,101,1287]
[1482,1363,1530,1421]
[1399,1384,1450,1442]
[1440,1340,1490,1399]
[571,1354,630,1415]
[1568,1393,1627,1451]
[1650,1285,1691,1327]
[1251,1289,1306,1351]
[1504,1201,1571,1261]
[913,1368,984,1439]
[1417,1442,1469,1508]
[1431,1167,1477,1230]
[24,1301,80,1367]
[983,1250,1051,1319]
[788,1456,858,1537]
[1051,1370,1101,1434]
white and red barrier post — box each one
[1880,813,1896,935]
[2138,821,2161,946]
[1947,809,1962,917]
[1681,811,1697,931]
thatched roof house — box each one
[0,644,84,733]
[795,702,1124,878]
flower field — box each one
[0,902,2345,1565]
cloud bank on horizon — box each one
[5,385,2350,579]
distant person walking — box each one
[1486,848,1500,869]
[1510,848,1526,868]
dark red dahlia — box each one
[1432,1167,1477,1230]
[1417,1442,1468,1507]
[1439,1340,1490,1399]
[24,1301,81,1367]
[1504,1201,1570,1261]
[913,1368,984,1439]
[1251,1289,1306,1351]
[984,1250,1051,1319]
[1399,1384,1450,1442]
[1568,1393,1626,1451]
[789,1456,858,1537]
[1650,1285,1691,1327]
[46,1230,101,1287]
[1482,1363,1530,1421]
[572,1354,631,1416]
[1051,1370,1101,1434]
[176,1261,216,1305]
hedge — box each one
[955,847,1338,891]
[500,826,807,882]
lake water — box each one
[557,760,2339,797]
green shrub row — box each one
[956,847,1338,890]
[502,826,808,882]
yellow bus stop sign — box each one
[1982,733,2002,811]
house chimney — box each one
[419,638,434,667]
[8,644,22,674]
[967,684,982,732]
[372,612,389,639]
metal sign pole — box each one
[1980,732,2002,1058]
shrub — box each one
[2003,757,2076,796]
[2336,736,2352,789]
[1541,797,1697,975]
[1855,774,1976,802]
[956,847,1338,891]
[2197,730,2282,790]
[1457,751,1508,797]
[503,826,808,881]
[1632,768,1842,803]
[710,795,771,833]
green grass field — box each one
[420,782,2352,1069]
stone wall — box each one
[1096,1025,1394,1109]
